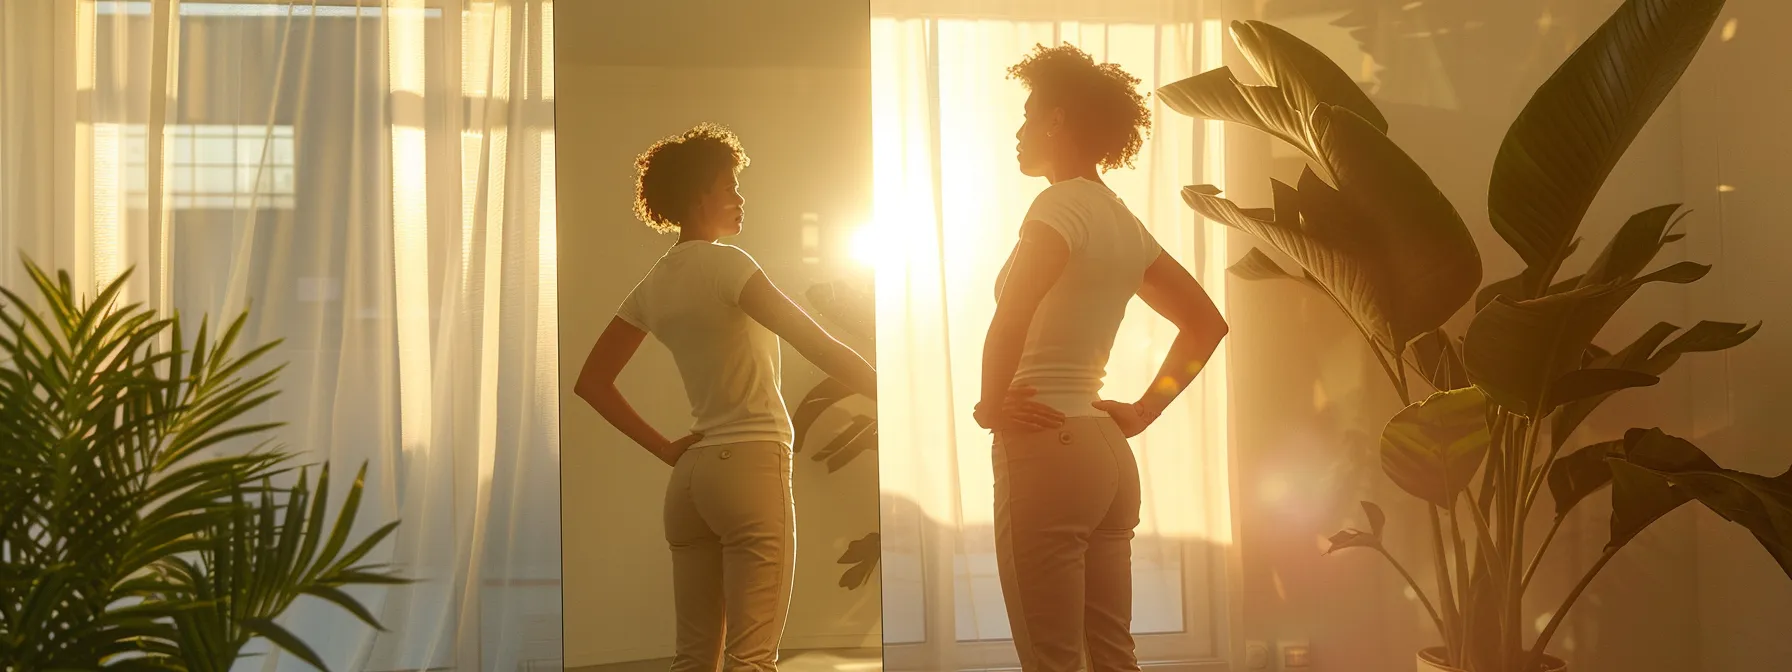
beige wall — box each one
[555,2,878,666]
[1222,1,1790,670]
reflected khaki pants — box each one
[665,442,796,672]
[994,417,1143,672]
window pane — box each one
[237,166,261,193]
[171,133,192,164]
[197,166,233,193]
[195,136,233,164]
[171,167,193,193]
[237,136,268,166]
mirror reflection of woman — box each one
[575,123,878,672]
[974,46,1230,672]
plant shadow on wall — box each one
[1157,0,1791,671]
[793,275,881,591]
[0,258,405,671]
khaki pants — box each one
[993,417,1143,672]
[664,442,796,672]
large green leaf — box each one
[1650,467,1792,579]
[1487,0,1730,293]
[1228,20,1388,137]
[1578,204,1689,287]
[1157,20,1386,171]
[1380,387,1491,508]
[1552,319,1759,449]
[1309,104,1481,348]
[1410,329,1468,392]
[1464,263,1708,416]
[1323,501,1387,555]
[1158,67,1310,161]
[1227,247,1320,292]
[1548,439,1626,518]
[1183,107,1479,352]
[1606,428,1720,549]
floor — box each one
[568,648,882,672]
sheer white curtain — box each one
[868,2,1238,670]
[0,1,562,670]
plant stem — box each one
[1378,546,1446,637]
[1522,515,1565,593]
[1521,440,1565,526]
[1530,546,1619,672]
[1428,505,1461,658]
[1448,501,1471,659]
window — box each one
[119,124,296,210]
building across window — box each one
[121,124,296,210]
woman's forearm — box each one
[802,339,878,400]
[1136,325,1227,417]
[980,310,1029,408]
[578,382,672,458]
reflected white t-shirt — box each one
[996,177,1164,417]
[616,241,792,448]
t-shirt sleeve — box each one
[615,283,648,330]
[711,244,766,306]
[1022,185,1088,251]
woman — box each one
[973,45,1230,672]
[574,123,877,672]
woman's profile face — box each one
[691,170,745,237]
[1015,93,1063,178]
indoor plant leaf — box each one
[1487,0,1730,294]
[1228,20,1389,138]
[1227,247,1320,292]
[1606,428,1721,549]
[1543,368,1659,409]
[1323,501,1388,555]
[1648,467,1792,579]
[1410,329,1468,392]
[1380,387,1491,509]
[1464,264,1707,416]
[1157,68,1310,159]
[1548,439,1627,518]
[1308,103,1482,349]
[1578,204,1689,287]
[1552,320,1758,448]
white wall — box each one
[1223,1,1791,670]
[555,2,879,667]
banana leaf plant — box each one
[1159,3,1789,670]
[795,276,881,590]
[0,258,404,671]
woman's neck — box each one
[1047,163,1102,186]
[676,230,720,245]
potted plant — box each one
[793,276,881,590]
[0,259,404,670]
[1156,1,1790,670]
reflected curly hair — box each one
[632,123,751,233]
[1007,44,1151,172]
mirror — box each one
[556,3,882,671]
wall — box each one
[1224,1,1789,670]
[555,1,879,667]
[1679,0,1792,669]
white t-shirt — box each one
[616,241,793,448]
[996,178,1164,417]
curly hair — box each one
[632,123,751,233]
[1007,44,1151,172]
